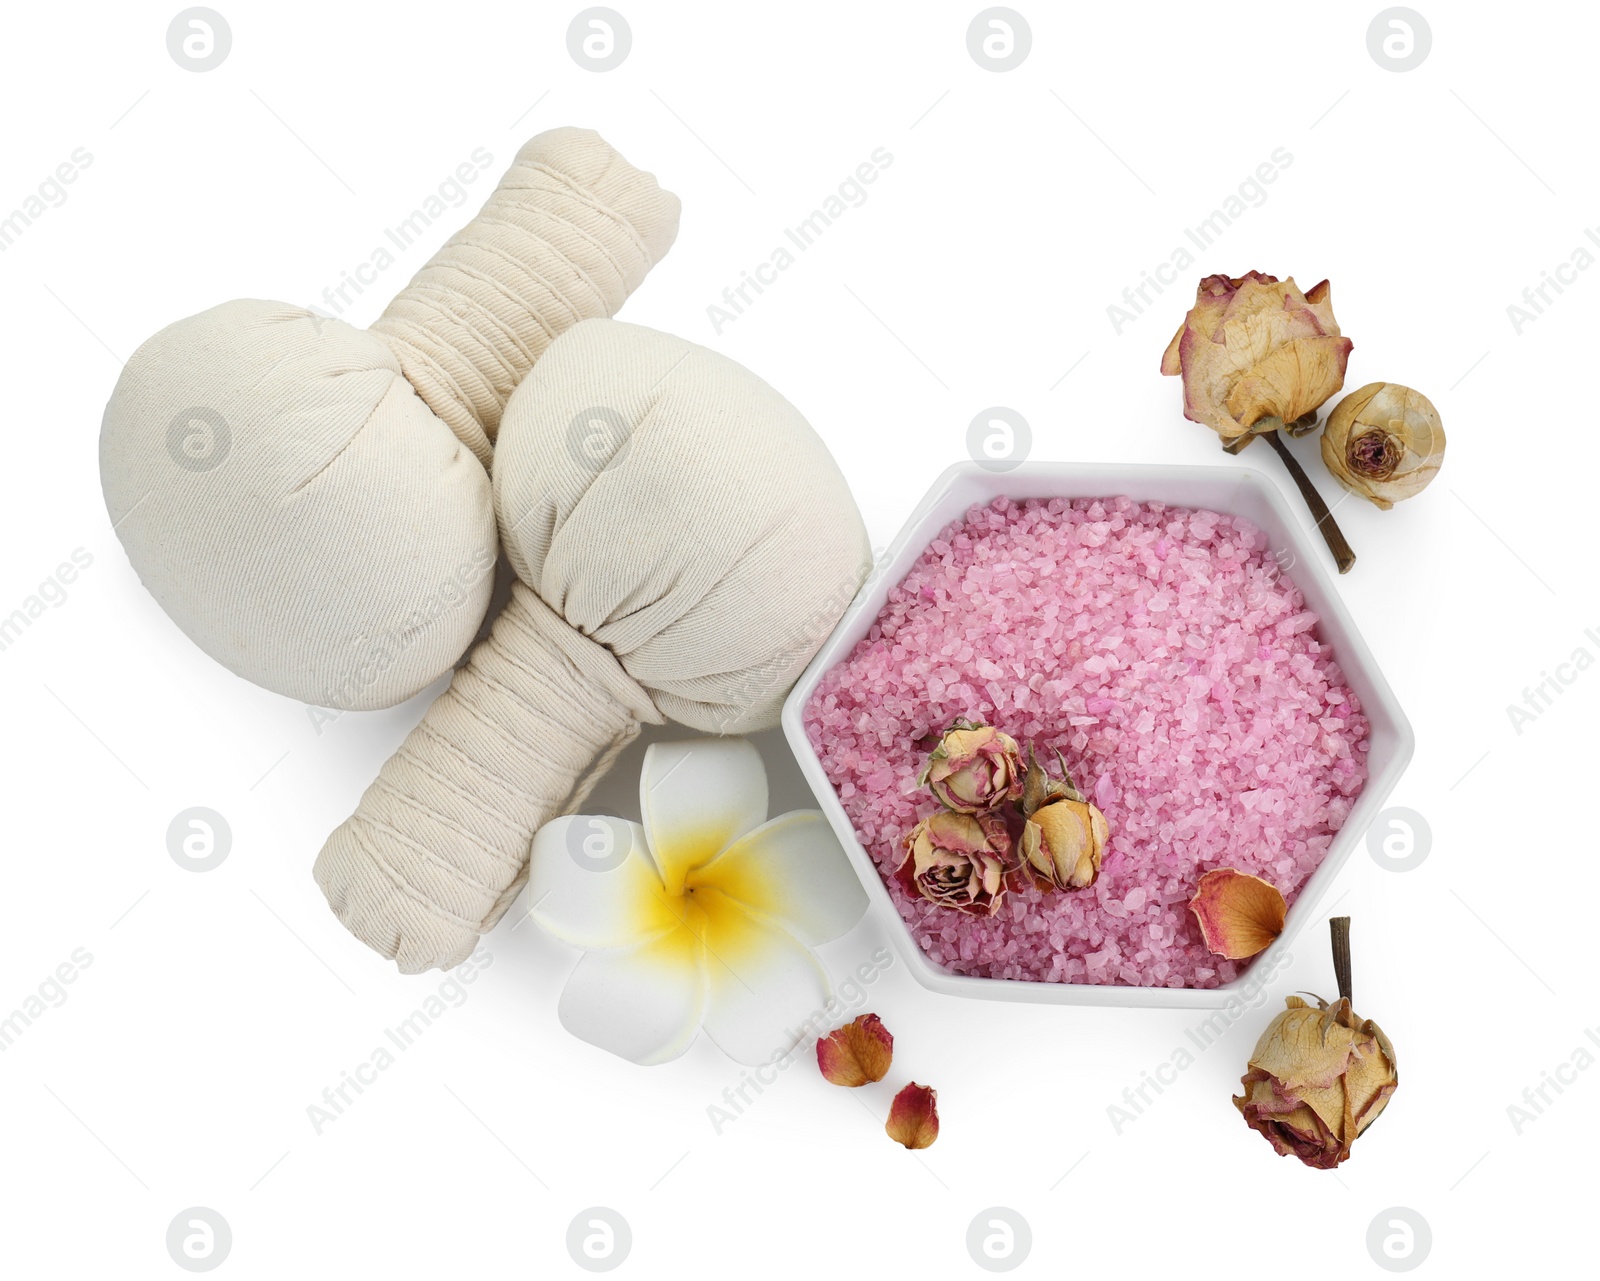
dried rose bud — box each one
[1320,382,1445,509]
[1021,800,1108,891]
[1017,745,1109,891]
[1234,995,1397,1169]
[816,1013,894,1087]
[1161,272,1352,444]
[896,810,1014,916]
[1189,868,1286,959]
[1234,919,1397,1170]
[919,721,1024,814]
[885,1082,939,1149]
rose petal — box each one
[1159,320,1185,376]
[694,810,867,947]
[639,739,768,895]
[816,1013,894,1087]
[1189,868,1286,959]
[1248,998,1357,1092]
[1344,1031,1400,1137]
[1223,335,1352,427]
[885,1082,939,1149]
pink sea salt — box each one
[802,497,1369,990]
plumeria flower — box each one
[527,739,868,1065]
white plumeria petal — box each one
[527,817,683,948]
[557,927,706,1066]
[693,811,867,947]
[639,739,768,895]
[693,889,831,1066]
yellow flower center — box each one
[621,827,784,973]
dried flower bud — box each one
[1021,800,1109,891]
[816,1013,894,1087]
[1189,868,1287,959]
[885,1082,940,1149]
[896,810,1015,916]
[1016,745,1109,891]
[919,721,1024,814]
[1320,382,1445,509]
[1161,272,1352,443]
[1233,994,1398,1169]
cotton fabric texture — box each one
[98,125,870,974]
[100,127,680,710]
[315,321,871,972]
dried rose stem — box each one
[1262,431,1356,575]
[1330,916,1353,1005]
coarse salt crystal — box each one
[804,498,1367,990]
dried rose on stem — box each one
[1233,917,1398,1169]
[1161,272,1352,442]
[1258,429,1357,575]
[1162,271,1357,573]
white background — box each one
[0,1,1588,1276]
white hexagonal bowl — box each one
[781,460,1414,1009]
